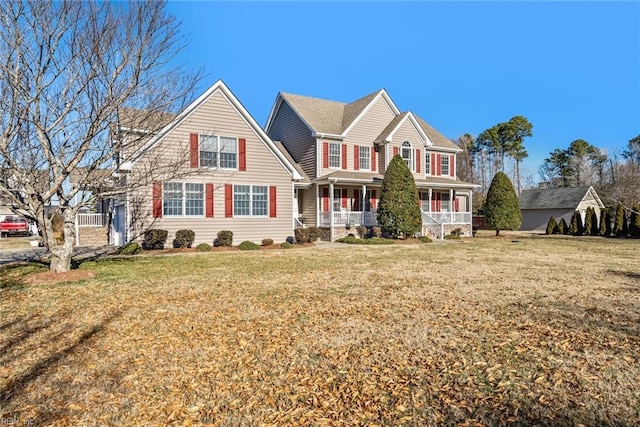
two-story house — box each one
[265,89,478,239]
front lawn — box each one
[1,237,638,425]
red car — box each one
[0,215,30,237]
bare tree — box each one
[0,1,200,272]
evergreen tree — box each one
[484,172,521,236]
[545,216,556,235]
[599,208,611,237]
[557,217,568,235]
[584,207,597,236]
[589,207,599,236]
[377,154,422,238]
[629,205,640,238]
[569,210,584,236]
[613,204,628,237]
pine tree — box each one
[629,204,640,238]
[545,216,556,235]
[613,204,628,237]
[484,172,521,236]
[599,208,611,237]
[584,207,598,236]
[569,210,584,236]
[377,154,422,238]
[557,217,568,235]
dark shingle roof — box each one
[519,186,592,209]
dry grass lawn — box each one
[1,235,639,426]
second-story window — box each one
[200,134,238,169]
[441,155,449,176]
[329,143,341,168]
[401,141,414,171]
[425,152,430,175]
[359,146,370,170]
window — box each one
[401,141,414,171]
[333,188,342,211]
[234,185,268,217]
[359,146,370,170]
[441,155,449,176]
[163,182,204,216]
[421,192,429,211]
[425,152,430,175]
[329,143,341,168]
[200,134,237,169]
[441,192,451,212]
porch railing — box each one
[319,211,378,227]
[76,213,106,227]
[427,212,472,224]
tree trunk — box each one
[495,229,500,236]
[40,209,77,273]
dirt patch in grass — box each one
[1,237,639,425]
[23,269,96,286]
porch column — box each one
[329,181,334,241]
[428,188,432,213]
[449,189,454,223]
[361,184,367,226]
[315,183,320,227]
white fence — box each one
[319,211,378,227]
[76,213,106,227]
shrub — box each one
[142,229,168,250]
[335,236,394,244]
[545,216,556,235]
[238,241,260,250]
[307,226,319,242]
[613,204,628,237]
[599,208,612,237]
[419,236,432,243]
[356,226,367,238]
[117,241,142,255]
[214,230,233,247]
[377,155,422,238]
[629,205,640,238]
[368,226,382,238]
[484,172,521,236]
[173,229,195,248]
[285,236,294,244]
[584,207,598,236]
[294,227,310,244]
[280,242,293,249]
[261,238,274,246]
[556,217,568,235]
[444,234,461,240]
[317,227,331,241]
[569,210,584,236]
[196,243,212,252]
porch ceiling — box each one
[314,171,384,185]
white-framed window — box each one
[359,146,370,170]
[420,192,429,211]
[425,152,430,175]
[163,182,204,216]
[441,192,451,212]
[401,141,414,171]
[441,155,449,176]
[234,185,268,217]
[329,143,341,168]
[333,188,342,211]
[200,134,237,169]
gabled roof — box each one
[375,111,430,146]
[278,93,345,135]
[117,107,175,133]
[126,80,301,180]
[273,141,310,185]
[415,116,460,151]
[519,186,604,210]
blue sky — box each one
[166,1,639,180]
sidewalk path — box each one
[0,246,116,266]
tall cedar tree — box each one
[377,155,422,238]
[584,207,596,236]
[569,210,584,236]
[613,204,628,237]
[629,205,640,238]
[556,217,569,235]
[545,216,556,235]
[599,208,611,237]
[589,207,600,236]
[484,172,521,236]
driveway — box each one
[0,245,116,266]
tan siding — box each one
[267,100,317,179]
[377,146,386,175]
[319,97,395,176]
[299,187,317,227]
[133,89,294,244]
[389,119,427,179]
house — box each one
[111,80,302,246]
[519,186,605,231]
[265,89,478,239]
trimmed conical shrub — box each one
[629,204,640,238]
[377,154,422,238]
[599,208,611,237]
[557,217,568,235]
[484,172,521,236]
[584,207,598,236]
[569,210,584,236]
[545,216,556,235]
[613,204,628,237]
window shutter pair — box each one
[152,182,215,218]
[224,184,277,218]
[189,133,246,171]
[322,142,347,170]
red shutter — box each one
[152,182,162,218]
[269,186,277,218]
[431,153,436,175]
[354,145,360,170]
[371,190,377,209]
[416,149,421,174]
[341,189,347,209]
[437,192,442,211]
[450,155,455,177]
[371,147,377,172]
[455,197,460,212]
[431,192,436,212]
[225,184,233,218]
[206,183,214,218]
[437,154,442,176]
[322,187,329,212]
[353,189,360,211]
[341,144,347,169]
[393,147,399,157]
[190,133,199,168]
[323,142,329,168]
[239,138,247,171]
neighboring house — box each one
[265,89,478,239]
[112,80,302,246]
[519,186,605,231]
